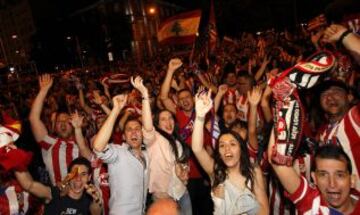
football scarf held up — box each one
[269,50,335,166]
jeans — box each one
[178,191,192,215]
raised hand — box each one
[217,84,229,96]
[263,55,272,65]
[195,90,213,117]
[322,24,348,43]
[112,94,128,111]
[70,110,84,129]
[130,76,148,96]
[93,90,103,105]
[84,183,102,204]
[39,74,53,91]
[168,58,183,72]
[247,86,262,107]
[197,85,206,94]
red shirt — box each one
[176,108,212,178]
[287,176,360,215]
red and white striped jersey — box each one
[223,89,250,122]
[0,181,30,215]
[38,135,79,185]
[222,88,239,107]
[286,176,360,215]
[318,104,360,189]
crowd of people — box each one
[0,12,359,215]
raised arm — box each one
[192,90,215,176]
[93,94,127,152]
[159,58,183,114]
[323,24,360,64]
[254,55,271,81]
[93,90,111,115]
[253,166,270,215]
[118,108,132,131]
[131,76,152,132]
[247,86,262,150]
[268,129,301,194]
[29,74,53,142]
[214,84,228,113]
[195,72,218,93]
[70,111,92,160]
[14,171,52,201]
[101,81,111,100]
[78,87,94,115]
[260,85,273,123]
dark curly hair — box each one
[212,131,255,192]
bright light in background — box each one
[11,34,17,39]
[9,67,15,72]
[66,36,72,40]
[148,7,156,15]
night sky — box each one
[5,0,358,71]
[29,0,360,34]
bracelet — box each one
[338,30,352,46]
[196,116,205,122]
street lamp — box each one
[148,7,156,15]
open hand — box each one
[247,86,262,107]
[70,110,84,129]
[130,76,148,96]
[39,74,53,91]
[195,90,213,117]
[112,94,128,111]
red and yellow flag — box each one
[157,10,201,45]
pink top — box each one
[142,128,185,199]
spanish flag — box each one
[157,10,201,45]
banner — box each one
[157,10,201,45]
[208,0,218,54]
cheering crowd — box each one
[0,14,360,215]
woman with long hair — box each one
[131,76,192,214]
[191,90,269,215]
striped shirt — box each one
[287,176,360,215]
[38,135,79,185]
[0,180,30,215]
[319,104,360,189]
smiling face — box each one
[320,86,349,119]
[218,133,241,169]
[68,164,91,196]
[124,120,143,150]
[312,158,355,210]
[177,90,194,112]
[158,110,175,134]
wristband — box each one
[196,116,205,122]
[337,30,352,46]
